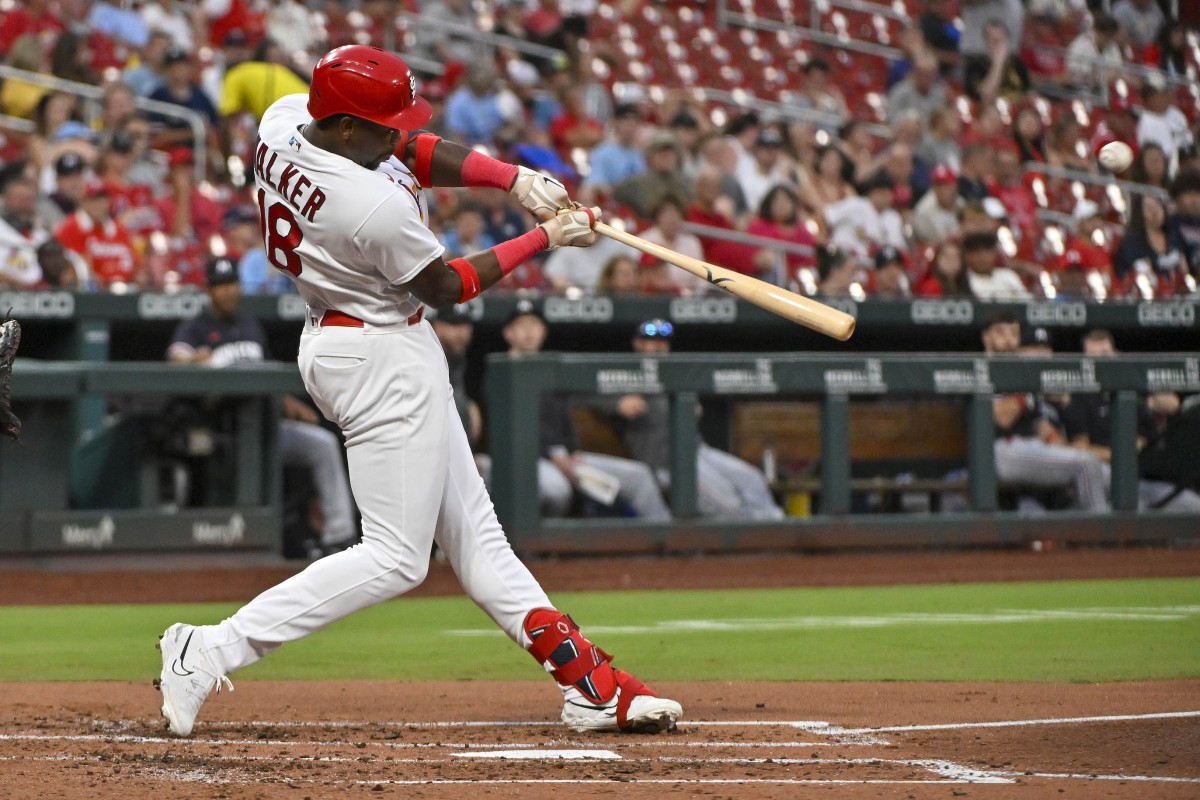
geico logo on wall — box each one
[1137,302,1195,327]
[543,296,613,322]
[911,299,973,324]
[0,291,74,318]
[138,292,210,319]
[669,296,737,322]
[1026,302,1087,326]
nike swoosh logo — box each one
[170,630,196,677]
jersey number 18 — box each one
[257,188,304,276]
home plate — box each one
[453,750,621,760]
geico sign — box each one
[137,293,210,319]
[1137,302,1195,327]
[1026,302,1087,326]
[911,299,973,324]
[543,296,613,322]
[0,291,74,318]
[669,296,737,322]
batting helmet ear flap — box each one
[308,45,433,131]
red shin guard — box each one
[524,609,617,704]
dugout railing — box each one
[486,351,1200,554]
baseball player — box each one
[155,45,682,737]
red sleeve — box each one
[54,218,86,256]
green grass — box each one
[0,578,1197,683]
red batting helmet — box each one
[308,45,432,131]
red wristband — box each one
[413,133,442,187]
[447,257,482,302]
[493,227,550,276]
[462,150,520,191]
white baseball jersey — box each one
[254,94,444,325]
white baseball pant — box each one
[994,436,1110,512]
[203,319,552,674]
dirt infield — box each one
[1,547,1198,797]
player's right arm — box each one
[397,208,604,308]
[394,131,571,221]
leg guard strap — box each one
[524,608,616,704]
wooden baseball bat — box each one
[595,222,856,341]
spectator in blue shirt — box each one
[444,64,521,148]
[579,103,646,203]
[147,47,218,148]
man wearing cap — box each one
[911,164,962,244]
[492,299,672,521]
[53,177,143,290]
[147,47,218,147]
[871,247,911,299]
[733,127,790,214]
[156,146,223,245]
[37,152,88,230]
[167,255,357,556]
[611,132,690,220]
[581,319,784,520]
[579,103,647,202]
[430,304,482,450]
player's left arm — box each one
[394,130,571,220]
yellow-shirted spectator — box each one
[1,34,51,119]
[218,53,309,122]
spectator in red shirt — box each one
[989,145,1040,246]
[96,130,162,235]
[155,146,223,246]
[0,0,63,57]
[1055,199,1119,299]
[913,240,972,297]
[55,178,144,290]
[687,166,757,274]
[747,184,818,284]
[548,86,603,160]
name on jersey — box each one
[254,141,326,221]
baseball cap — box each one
[432,304,473,325]
[1073,198,1101,223]
[55,152,86,176]
[873,246,904,269]
[168,146,195,168]
[205,256,240,286]
[505,297,544,325]
[755,128,784,148]
[52,120,98,144]
[222,205,258,229]
[668,110,699,129]
[613,102,643,120]
[646,131,678,152]
[1020,326,1050,348]
[163,46,191,66]
[931,164,957,185]
[107,130,135,153]
[634,318,674,339]
[1144,72,1168,94]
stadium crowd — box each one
[0,0,1196,302]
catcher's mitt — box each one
[0,317,21,440]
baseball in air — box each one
[1098,141,1134,172]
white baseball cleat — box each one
[154,623,233,737]
[561,669,682,733]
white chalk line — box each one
[8,753,1199,785]
[825,710,1200,735]
[446,605,1200,637]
